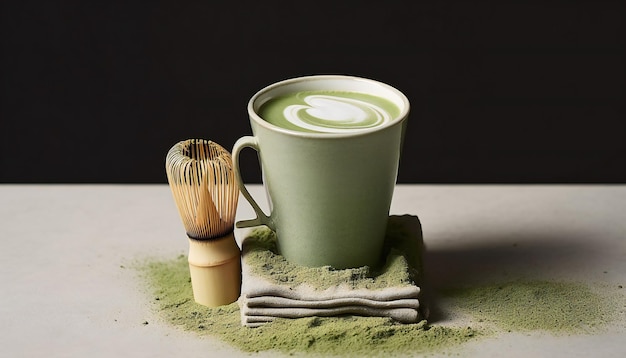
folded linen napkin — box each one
[239,215,424,327]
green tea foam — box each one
[258,90,401,133]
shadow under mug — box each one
[233,75,410,269]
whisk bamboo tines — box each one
[165,139,241,307]
[166,139,239,239]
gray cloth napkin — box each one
[238,215,424,327]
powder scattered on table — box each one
[441,280,621,334]
[136,228,624,356]
[138,254,477,356]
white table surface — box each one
[1,184,625,357]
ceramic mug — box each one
[233,75,410,269]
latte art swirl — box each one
[283,95,391,133]
[258,90,400,134]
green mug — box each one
[233,75,410,269]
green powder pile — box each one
[242,216,422,291]
[442,280,620,334]
[139,254,478,356]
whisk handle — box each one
[232,136,275,230]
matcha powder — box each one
[137,254,623,356]
[442,280,620,334]
[242,227,419,292]
[137,230,623,357]
[138,255,477,356]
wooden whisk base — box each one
[187,232,241,307]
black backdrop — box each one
[1,1,624,183]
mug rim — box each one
[247,75,410,138]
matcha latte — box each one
[236,75,410,268]
[258,90,401,133]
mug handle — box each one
[232,136,275,230]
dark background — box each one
[1,1,624,184]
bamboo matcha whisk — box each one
[166,139,241,307]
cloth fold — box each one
[238,215,424,327]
